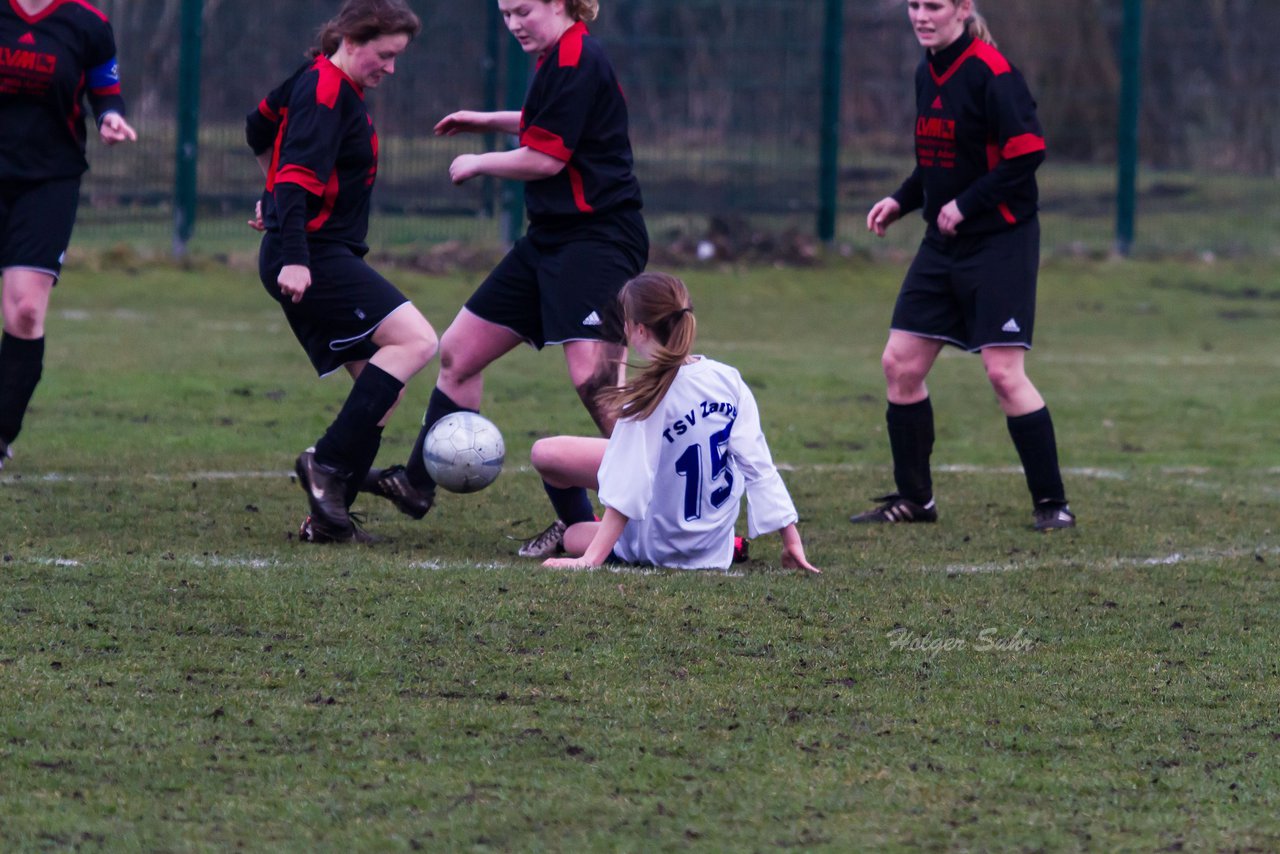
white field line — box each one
[12,548,1268,579]
[936,545,1280,576]
[6,463,1276,486]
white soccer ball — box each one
[423,412,505,494]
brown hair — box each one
[597,272,697,422]
[563,0,600,23]
[313,0,422,57]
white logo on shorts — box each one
[1002,318,1021,333]
[582,311,603,327]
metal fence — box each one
[79,0,1280,259]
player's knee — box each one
[408,328,439,371]
[984,362,1027,400]
[882,350,924,392]
[5,299,45,338]
[529,438,555,476]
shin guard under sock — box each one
[0,333,45,444]
[543,482,596,526]
[1007,406,1067,506]
[886,398,935,506]
[314,364,404,477]
[406,387,473,489]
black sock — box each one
[314,364,403,478]
[0,333,45,444]
[887,398,934,506]
[406,387,473,489]
[344,425,384,509]
[1007,406,1067,506]
[543,482,595,526]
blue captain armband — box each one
[88,57,121,94]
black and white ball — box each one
[423,412,505,493]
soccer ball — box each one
[423,412,505,493]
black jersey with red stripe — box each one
[892,32,1045,235]
[519,21,642,227]
[247,55,377,266]
[0,0,126,181]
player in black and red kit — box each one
[851,0,1076,531]
[0,0,135,471]
[362,0,649,557]
[247,0,438,543]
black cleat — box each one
[361,465,435,520]
[0,438,11,472]
[849,494,938,524]
[295,449,355,533]
[299,514,376,544]
[1033,502,1076,531]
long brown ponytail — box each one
[597,272,697,423]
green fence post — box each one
[818,0,843,243]
[1115,0,1143,257]
[173,0,203,258]
[482,1,501,219]
[501,35,529,245]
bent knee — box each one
[409,329,439,370]
[530,436,573,481]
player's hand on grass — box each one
[543,557,596,569]
[782,547,820,574]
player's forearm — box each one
[582,508,628,566]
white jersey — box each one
[597,357,798,569]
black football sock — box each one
[344,425,384,509]
[314,363,403,478]
[543,482,595,526]
[0,333,45,444]
[887,398,935,506]
[406,387,474,489]
[1007,406,1067,506]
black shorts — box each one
[0,178,81,281]
[891,218,1040,352]
[466,207,648,349]
[259,235,411,377]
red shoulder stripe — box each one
[275,164,327,196]
[521,125,573,162]
[1003,133,1046,159]
[972,41,1011,76]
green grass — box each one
[2,256,1278,851]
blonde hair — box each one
[563,0,600,23]
[597,272,697,422]
[966,3,997,47]
[314,0,421,57]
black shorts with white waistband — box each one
[259,234,411,377]
[465,207,648,349]
[891,217,1040,352]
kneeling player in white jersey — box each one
[533,272,819,573]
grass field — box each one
[1,251,1278,851]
